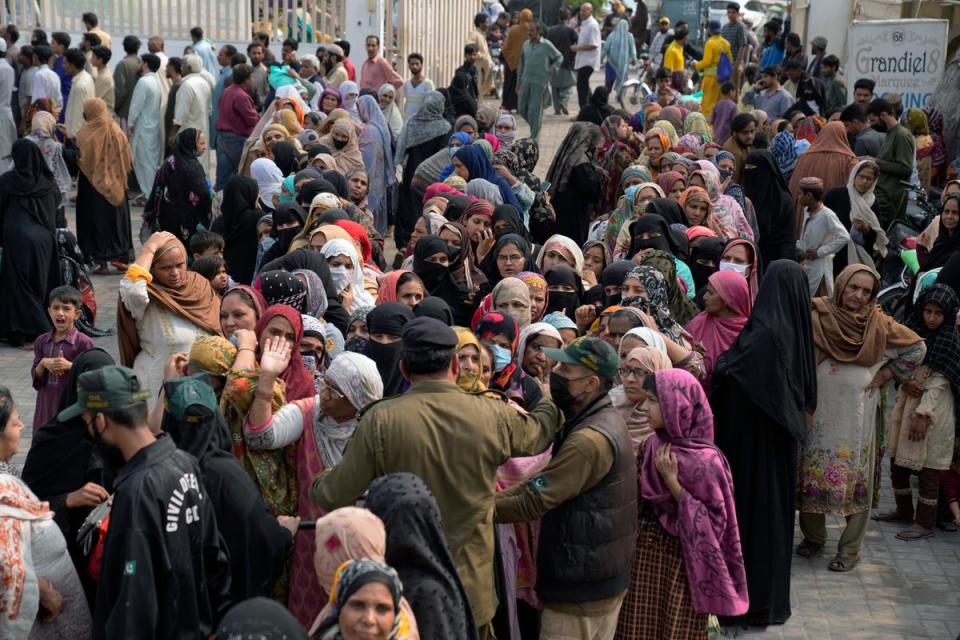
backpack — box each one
[717,50,733,83]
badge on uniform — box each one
[530,474,549,490]
[124,560,137,576]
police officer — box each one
[311,317,563,639]
[58,365,231,639]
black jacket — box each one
[94,435,232,639]
[449,63,479,117]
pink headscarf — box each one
[422,182,464,203]
[684,271,751,390]
[639,369,749,617]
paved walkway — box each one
[2,97,959,639]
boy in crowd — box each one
[796,176,849,297]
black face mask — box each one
[630,237,670,256]
[549,373,578,418]
[345,335,368,353]
[415,261,449,290]
[333,138,348,150]
[604,287,622,307]
[83,416,127,475]
[546,292,580,321]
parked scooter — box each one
[617,54,652,111]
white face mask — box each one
[718,261,747,275]
[329,265,352,294]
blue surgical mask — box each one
[490,344,512,373]
[718,261,747,275]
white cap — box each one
[0,39,7,54]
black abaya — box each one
[0,139,63,340]
[553,163,604,246]
[75,172,134,264]
[396,134,448,249]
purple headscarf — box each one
[639,369,749,617]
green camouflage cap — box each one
[542,336,619,380]
[163,375,218,423]
[58,365,152,421]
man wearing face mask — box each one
[496,336,636,635]
[57,366,232,639]
[312,317,563,639]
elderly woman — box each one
[379,84,403,139]
[0,388,93,639]
[798,265,925,572]
[247,346,384,627]
[25,111,71,223]
[118,231,222,398]
[315,559,407,640]
[608,346,672,453]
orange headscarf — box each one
[502,9,534,70]
[678,185,721,236]
[75,97,133,206]
[274,97,304,125]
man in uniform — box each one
[58,366,231,639]
[311,317,563,639]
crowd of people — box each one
[1,2,960,639]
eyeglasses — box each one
[497,253,525,263]
[618,366,650,380]
[320,379,345,400]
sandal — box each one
[795,540,823,558]
[827,553,860,572]
[871,510,912,523]
[896,526,935,541]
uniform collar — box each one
[114,434,176,488]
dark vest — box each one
[535,395,638,603]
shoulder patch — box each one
[124,560,137,576]
[530,473,549,490]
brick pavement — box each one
[2,91,959,638]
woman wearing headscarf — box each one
[254,270,308,311]
[799,265,924,572]
[366,473,480,640]
[502,9,533,111]
[357,94,396,236]
[688,168,753,241]
[545,122,605,246]
[414,236,475,326]
[75,97,134,275]
[491,277,533,330]
[655,171,686,201]
[616,368,748,640]
[396,92,453,249]
[378,83,403,139]
[220,175,263,285]
[640,250,698,325]
[543,264,583,323]
[26,111,71,223]
[823,159,887,275]
[769,130,798,183]
[494,114,518,147]
[21,348,116,608]
[599,115,644,212]
[604,183,661,256]
[0,140,61,345]
[259,247,352,335]
[710,261,815,625]
[620,266,687,345]
[320,238,376,312]
[308,508,420,638]
[362,302,414,397]
[440,221,487,298]
[575,86,617,125]
[453,144,523,211]
[608,345,672,452]
[118,231,221,398]
[733,150,791,268]
[145,128,214,245]
[474,311,542,408]
[535,234,586,281]
[314,558,407,639]
[319,119,364,174]
[685,270,751,391]
[603,19,637,93]
[246,349,384,626]
[251,157,284,212]
[788,121,858,234]
[719,238,760,301]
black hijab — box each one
[221,175,262,285]
[646,197,687,227]
[317,208,350,225]
[298,178,337,207]
[480,233,532,283]
[740,150,796,248]
[924,206,960,271]
[260,203,306,265]
[363,302,414,397]
[260,247,349,334]
[713,260,817,441]
[414,297,454,325]
[415,235,472,323]
[627,212,688,260]
[492,204,526,240]
[22,348,117,497]
[271,141,300,176]
[216,598,308,640]
[255,270,307,312]
[365,473,479,640]
[601,260,635,306]
[443,195,473,222]
[0,138,58,198]
[322,170,350,198]
[689,237,726,293]
[545,264,582,320]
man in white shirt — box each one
[0,39,16,162]
[90,45,114,114]
[31,44,62,110]
[128,54,164,197]
[398,52,434,121]
[570,2,601,109]
[173,54,212,175]
[148,36,171,91]
[62,48,95,138]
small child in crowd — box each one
[31,286,94,432]
[710,81,738,144]
[796,176,849,297]
[191,255,230,295]
[189,229,225,262]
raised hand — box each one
[259,336,292,377]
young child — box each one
[710,81,738,144]
[885,284,959,540]
[796,176,849,297]
[31,286,94,432]
[191,255,230,295]
[189,230,225,262]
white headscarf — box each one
[320,238,375,309]
[250,158,283,207]
[620,327,669,359]
[312,351,383,468]
[846,159,887,259]
[339,81,361,121]
[516,322,563,366]
[536,234,586,277]
[275,84,310,116]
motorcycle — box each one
[616,54,653,111]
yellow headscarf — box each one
[453,327,486,392]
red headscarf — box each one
[685,270,752,390]
[335,219,372,263]
[254,304,315,401]
[377,270,415,303]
